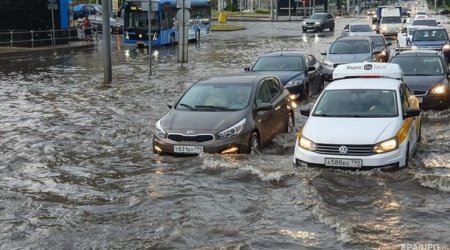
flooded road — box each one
[1,17,450,249]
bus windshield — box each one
[126,11,160,30]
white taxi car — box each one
[294,63,422,170]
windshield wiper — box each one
[195,105,235,111]
[179,103,196,111]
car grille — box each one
[306,22,316,25]
[413,90,428,96]
[168,134,214,143]
[315,143,375,156]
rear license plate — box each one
[417,97,423,103]
[325,158,362,168]
[174,145,203,154]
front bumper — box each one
[417,93,450,109]
[153,131,252,155]
[302,23,321,30]
[285,84,307,100]
[293,141,407,169]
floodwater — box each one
[1,18,450,249]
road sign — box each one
[176,9,190,25]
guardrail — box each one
[0,28,99,48]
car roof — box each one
[393,49,441,56]
[260,50,306,57]
[327,78,400,91]
[335,36,370,42]
[196,73,276,85]
[415,26,446,30]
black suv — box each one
[302,13,335,32]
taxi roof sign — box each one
[333,63,404,80]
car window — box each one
[176,83,253,111]
[252,56,303,71]
[327,14,333,19]
[329,40,370,54]
[256,82,271,106]
[370,36,385,46]
[413,29,448,41]
[399,85,410,113]
[412,19,437,26]
[391,55,444,75]
[312,89,398,117]
[401,27,407,34]
[344,24,349,30]
[350,24,373,32]
[265,79,281,99]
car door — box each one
[399,83,419,152]
[267,78,289,138]
[306,55,321,94]
[254,80,275,145]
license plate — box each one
[325,158,362,168]
[174,145,203,154]
[417,97,423,103]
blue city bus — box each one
[122,0,211,46]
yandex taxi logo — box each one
[333,63,402,80]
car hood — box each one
[403,75,446,91]
[303,117,400,144]
[160,109,247,134]
[253,71,305,84]
[305,18,323,23]
[326,53,372,64]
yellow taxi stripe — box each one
[396,117,414,144]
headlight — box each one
[443,44,450,51]
[154,120,167,138]
[217,118,246,139]
[285,80,303,87]
[303,21,306,25]
[298,136,317,151]
[324,60,333,67]
[381,27,388,31]
[315,21,321,25]
[381,50,387,56]
[372,137,398,154]
[431,84,448,95]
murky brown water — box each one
[1,18,449,249]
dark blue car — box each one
[409,26,450,63]
[245,51,323,101]
[390,50,450,109]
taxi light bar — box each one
[333,63,404,80]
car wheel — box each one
[285,111,295,133]
[319,25,324,32]
[403,143,410,168]
[195,30,200,43]
[330,25,335,31]
[248,131,261,155]
[418,120,422,142]
[319,79,325,90]
[302,28,307,33]
[110,27,113,34]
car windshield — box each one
[350,24,373,32]
[310,13,327,19]
[408,27,418,35]
[381,16,401,23]
[176,83,253,111]
[413,29,448,41]
[313,89,398,117]
[391,56,444,76]
[370,36,385,46]
[412,19,437,26]
[329,40,370,54]
[252,56,304,71]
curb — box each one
[0,42,96,56]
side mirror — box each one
[300,109,310,116]
[307,66,316,71]
[256,103,273,111]
[373,50,381,54]
[386,42,392,46]
[321,51,327,55]
[404,108,421,118]
[167,104,173,109]
[244,67,251,72]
